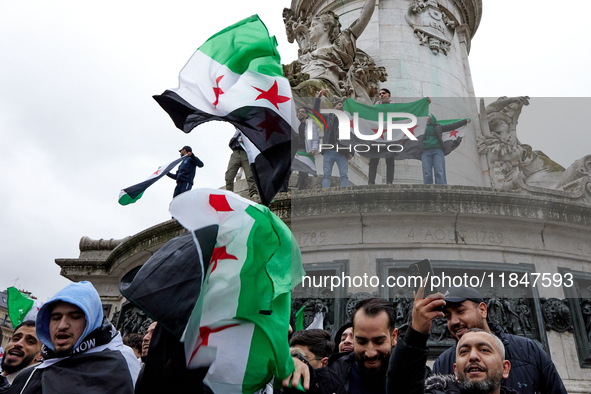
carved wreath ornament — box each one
[406,0,456,55]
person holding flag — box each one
[166,146,204,197]
[154,15,295,206]
[368,88,396,185]
[422,115,471,185]
[314,89,352,188]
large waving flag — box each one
[342,98,431,160]
[154,15,295,206]
[120,189,305,393]
[7,287,43,327]
[169,189,305,393]
[118,156,188,205]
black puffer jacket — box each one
[432,322,566,394]
[425,374,518,394]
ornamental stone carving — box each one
[541,298,573,333]
[406,0,456,55]
[283,0,387,103]
[478,97,591,203]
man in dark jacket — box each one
[387,287,518,394]
[166,146,204,197]
[8,282,140,394]
[433,286,566,394]
[422,115,470,185]
[284,298,397,394]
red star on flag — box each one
[408,125,418,136]
[253,80,290,109]
[209,246,238,276]
[371,127,388,140]
[449,129,459,138]
[152,168,162,176]
[256,110,287,141]
[189,323,241,363]
[209,194,233,212]
[212,75,225,108]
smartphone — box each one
[408,259,439,297]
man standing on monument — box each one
[421,115,470,185]
[166,146,204,198]
[368,88,396,185]
[315,89,352,188]
[225,129,258,198]
[432,286,566,394]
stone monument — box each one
[56,1,591,392]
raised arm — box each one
[349,0,376,39]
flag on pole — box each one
[168,189,305,393]
[118,156,187,205]
[154,15,295,206]
[341,98,431,160]
[7,287,43,327]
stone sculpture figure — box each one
[478,97,566,189]
[283,0,382,102]
[515,298,534,337]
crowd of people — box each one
[0,280,566,393]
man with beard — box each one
[440,328,513,394]
[390,325,517,394]
[432,286,566,394]
[283,298,398,394]
[0,321,42,392]
[8,281,140,394]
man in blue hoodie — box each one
[166,146,204,197]
[8,281,140,394]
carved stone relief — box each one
[291,261,349,335]
[406,0,456,55]
[478,97,591,203]
[561,269,591,367]
[541,298,573,333]
[282,0,387,103]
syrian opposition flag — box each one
[438,118,468,155]
[119,188,304,392]
[7,287,43,327]
[154,15,295,206]
[342,98,431,160]
[167,189,304,393]
[291,151,316,175]
[118,156,187,205]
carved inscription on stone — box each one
[406,227,505,244]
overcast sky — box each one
[1,0,589,301]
